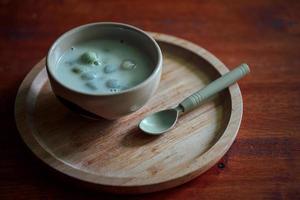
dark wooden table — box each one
[1,0,299,199]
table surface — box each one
[1,0,299,199]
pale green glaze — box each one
[139,109,179,135]
[139,64,250,135]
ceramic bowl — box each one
[46,22,162,119]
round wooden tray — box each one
[15,32,243,194]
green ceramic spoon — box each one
[139,63,250,135]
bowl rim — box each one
[46,22,163,96]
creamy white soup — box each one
[54,39,153,94]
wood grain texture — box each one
[15,34,243,193]
[1,0,300,199]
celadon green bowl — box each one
[46,22,162,120]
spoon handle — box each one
[179,63,250,112]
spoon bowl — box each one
[139,109,179,135]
